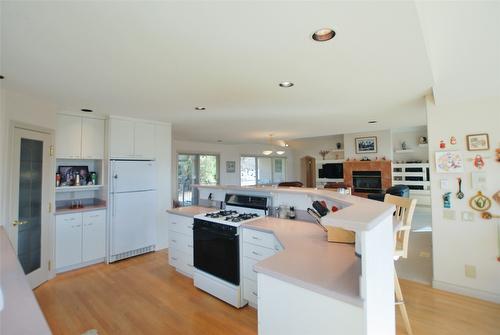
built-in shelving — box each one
[55,185,104,193]
[394,149,415,154]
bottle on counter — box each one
[288,206,296,219]
[55,173,61,187]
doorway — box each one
[7,125,53,288]
[176,153,219,206]
[300,156,316,188]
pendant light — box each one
[262,134,274,155]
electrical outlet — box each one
[465,265,476,279]
[419,251,431,258]
[461,211,474,222]
[443,210,456,220]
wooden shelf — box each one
[394,149,415,154]
[56,185,104,193]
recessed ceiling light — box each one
[217,140,222,143]
[195,106,206,111]
[279,82,294,88]
[0,75,4,79]
[312,28,336,42]
[81,108,93,113]
[368,120,378,124]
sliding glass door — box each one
[177,154,218,206]
[241,156,286,186]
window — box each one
[177,154,219,206]
[240,156,286,186]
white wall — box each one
[172,140,295,197]
[155,123,172,250]
[0,88,8,226]
[343,129,393,161]
[426,95,500,303]
[392,125,429,163]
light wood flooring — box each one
[34,251,500,335]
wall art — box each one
[435,151,464,173]
[456,177,464,199]
[471,171,487,189]
[466,133,489,151]
[443,192,452,208]
[355,136,377,154]
[473,155,485,169]
[469,191,491,212]
[225,161,236,173]
[450,136,457,145]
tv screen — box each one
[320,163,343,179]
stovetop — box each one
[196,209,263,227]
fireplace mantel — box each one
[343,161,392,197]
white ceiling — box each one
[1,1,439,143]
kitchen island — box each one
[195,185,396,335]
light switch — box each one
[461,211,474,222]
[465,265,476,279]
[443,210,456,220]
[440,179,449,190]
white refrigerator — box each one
[109,160,157,262]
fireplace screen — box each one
[352,171,382,193]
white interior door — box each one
[7,127,52,288]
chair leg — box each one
[395,269,413,335]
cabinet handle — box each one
[171,239,177,243]
[252,236,261,240]
[171,257,178,261]
[188,244,193,248]
[171,222,177,225]
[252,251,261,256]
[252,291,258,297]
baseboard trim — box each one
[432,280,500,304]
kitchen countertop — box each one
[0,227,51,334]
[196,185,395,232]
[166,206,216,218]
[242,217,362,307]
[55,202,107,215]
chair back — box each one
[278,181,304,187]
[384,194,417,259]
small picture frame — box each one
[435,151,464,173]
[225,161,236,173]
[355,136,377,154]
[466,133,489,151]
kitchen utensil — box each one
[456,177,464,199]
[312,201,329,217]
[307,208,328,232]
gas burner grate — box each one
[205,210,238,219]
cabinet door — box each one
[109,118,134,158]
[81,117,105,159]
[134,122,156,159]
[82,210,106,262]
[55,213,83,268]
[56,114,82,158]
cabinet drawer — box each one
[243,228,276,250]
[169,231,193,255]
[243,278,258,306]
[168,214,194,236]
[243,242,276,262]
[243,256,259,282]
[169,248,194,276]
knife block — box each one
[327,227,355,244]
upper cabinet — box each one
[109,117,156,159]
[56,114,105,159]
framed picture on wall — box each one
[435,151,464,173]
[466,133,489,151]
[355,136,377,154]
[226,161,236,173]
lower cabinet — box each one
[168,213,194,277]
[241,228,282,308]
[55,209,106,271]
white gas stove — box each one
[194,207,265,227]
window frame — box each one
[240,155,287,186]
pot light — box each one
[279,82,294,88]
[312,28,336,42]
[368,120,378,124]
[262,150,273,156]
[195,106,206,111]
[276,150,285,155]
[81,109,93,113]
[0,75,4,79]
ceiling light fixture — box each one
[368,120,378,124]
[0,75,4,79]
[279,81,294,88]
[81,108,93,113]
[312,28,336,42]
[263,134,276,156]
[276,150,285,155]
[195,106,206,111]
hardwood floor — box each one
[35,251,500,335]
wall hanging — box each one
[493,191,500,205]
[443,192,452,208]
[450,136,457,145]
[471,171,487,189]
[466,133,490,151]
[439,140,446,149]
[225,161,236,173]
[456,178,464,199]
[473,155,485,169]
[355,136,377,154]
[435,151,464,173]
[469,191,492,212]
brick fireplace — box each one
[343,161,392,197]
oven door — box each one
[193,219,240,285]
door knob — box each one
[13,220,28,226]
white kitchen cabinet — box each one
[56,114,82,158]
[81,117,105,159]
[56,114,105,159]
[82,210,106,262]
[55,213,83,268]
[55,209,107,272]
[134,122,155,158]
[109,117,156,159]
[109,118,135,158]
[167,213,194,277]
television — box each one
[319,163,343,179]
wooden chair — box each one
[384,194,417,335]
